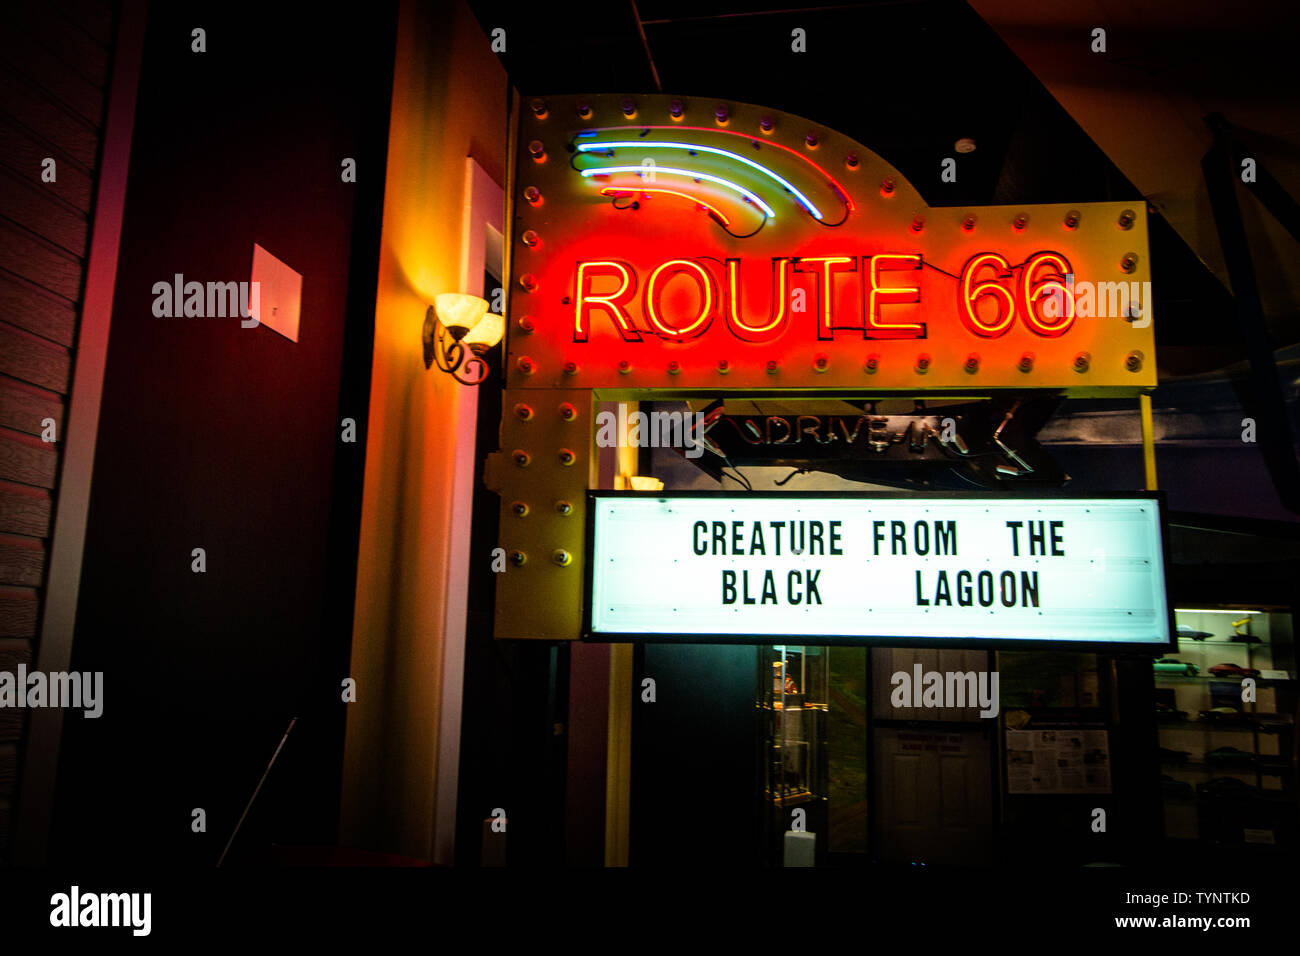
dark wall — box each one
[49,1,395,866]
[631,643,760,867]
[454,343,574,867]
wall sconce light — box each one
[423,293,504,385]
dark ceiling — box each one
[464,0,1300,517]
[465,0,1241,376]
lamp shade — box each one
[434,293,489,337]
[461,310,504,349]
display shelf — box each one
[1162,760,1294,775]
[1155,717,1292,732]
[759,646,828,809]
[1154,675,1290,684]
[1159,607,1296,847]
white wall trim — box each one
[432,156,503,865]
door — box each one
[871,648,995,864]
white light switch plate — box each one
[250,243,302,342]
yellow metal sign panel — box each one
[509,93,1155,397]
[496,93,1160,641]
[491,388,593,640]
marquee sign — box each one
[587,493,1173,650]
[509,93,1156,396]
[493,94,1159,641]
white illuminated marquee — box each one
[588,494,1172,648]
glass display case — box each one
[759,646,828,807]
[757,644,830,865]
[1156,607,1296,847]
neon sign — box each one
[576,140,825,219]
[510,94,1155,394]
[580,166,778,219]
[574,251,1075,343]
[491,93,1160,642]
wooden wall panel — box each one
[0,639,33,742]
[0,0,115,862]
[0,322,71,392]
[0,6,110,87]
[0,117,96,214]
[52,0,115,49]
[0,637,32,672]
[0,376,63,437]
[0,745,15,796]
[0,67,100,169]
[0,30,104,126]
[0,482,51,538]
[0,168,90,259]
[0,271,78,346]
[0,714,21,745]
[0,587,38,639]
[0,223,83,301]
[0,535,44,588]
[0,428,59,488]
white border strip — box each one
[432,156,503,865]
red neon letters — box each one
[574,260,639,341]
[725,258,788,342]
[958,251,1076,339]
[574,251,1075,342]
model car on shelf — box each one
[1155,701,1188,721]
[1158,747,1190,764]
[1208,662,1261,678]
[1198,706,1251,725]
[1153,659,1200,675]
[1228,617,1261,643]
[1255,714,1294,732]
[1256,755,1292,772]
[1196,777,1258,798]
[1204,746,1256,768]
[1177,624,1214,641]
[1161,775,1194,799]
